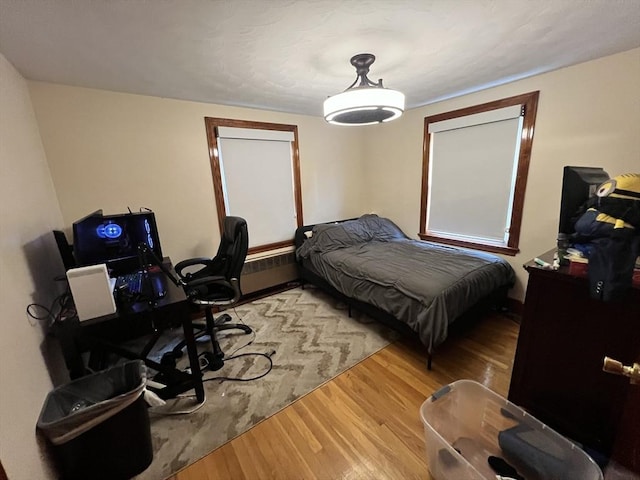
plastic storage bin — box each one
[420,380,603,480]
[37,360,152,480]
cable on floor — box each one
[201,351,275,384]
[148,392,207,416]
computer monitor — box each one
[70,209,103,264]
[558,166,610,236]
[72,210,163,274]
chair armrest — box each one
[174,257,212,277]
[184,275,227,288]
[189,278,242,307]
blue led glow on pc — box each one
[144,219,154,249]
[96,223,123,239]
[72,210,163,274]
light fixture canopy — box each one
[323,53,405,126]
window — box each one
[419,91,539,255]
[204,118,303,254]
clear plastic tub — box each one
[420,380,603,480]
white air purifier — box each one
[66,264,117,321]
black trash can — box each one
[37,360,153,480]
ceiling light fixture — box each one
[323,53,405,126]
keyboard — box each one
[115,271,144,294]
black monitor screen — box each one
[73,210,162,274]
[558,166,610,235]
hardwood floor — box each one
[169,312,520,480]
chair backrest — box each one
[215,216,249,288]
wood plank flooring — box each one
[169,312,519,480]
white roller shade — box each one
[428,117,523,243]
[217,127,295,142]
[428,105,522,133]
[218,136,296,248]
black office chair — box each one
[170,216,252,371]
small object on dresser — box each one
[534,257,553,269]
[557,233,570,266]
[568,256,589,277]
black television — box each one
[72,210,163,275]
[558,166,610,236]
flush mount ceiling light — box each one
[323,53,405,126]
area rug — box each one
[135,286,398,479]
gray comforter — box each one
[296,215,515,351]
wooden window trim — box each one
[419,91,539,256]
[204,117,304,255]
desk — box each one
[55,259,205,403]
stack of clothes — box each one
[572,173,640,301]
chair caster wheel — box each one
[202,351,224,372]
[161,352,177,369]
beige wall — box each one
[28,84,367,264]
[0,54,64,480]
[363,48,640,301]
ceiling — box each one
[1,0,639,118]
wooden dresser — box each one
[508,250,640,470]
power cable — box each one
[26,291,76,327]
[201,351,275,384]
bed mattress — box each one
[296,215,515,351]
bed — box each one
[294,214,516,368]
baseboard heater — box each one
[241,252,298,295]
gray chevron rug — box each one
[135,286,398,480]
